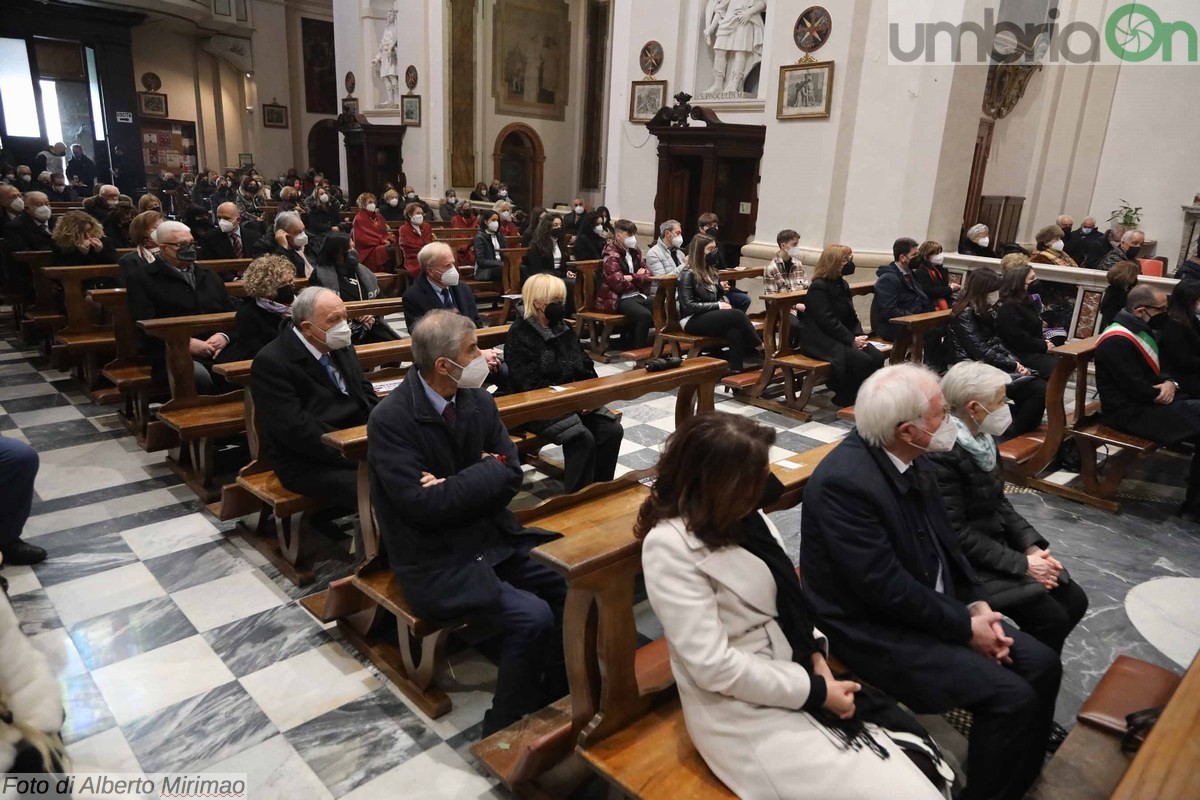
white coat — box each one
[641,514,945,800]
[0,593,65,774]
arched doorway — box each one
[492,123,544,211]
[307,119,341,185]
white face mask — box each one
[388,197,399,206]
[500,211,512,221]
[670,235,684,248]
[9,198,23,214]
[318,193,328,203]
[1081,227,1094,234]
[913,417,957,453]
[986,291,1000,306]
[33,205,51,222]
[977,237,990,249]
[218,218,236,234]
[593,225,605,235]
[366,202,377,213]
[787,246,803,260]
[487,220,499,233]
[1050,239,1064,251]
[929,254,945,266]
[623,236,638,249]
[411,214,424,226]
[499,190,508,198]
[317,319,352,350]
[975,402,1013,438]
[448,354,489,389]
[574,205,584,214]
[292,231,309,249]
[440,266,460,287]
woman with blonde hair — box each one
[504,273,623,492]
[49,209,115,268]
[800,244,884,406]
[137,192,162,213]
[216,254,296,363]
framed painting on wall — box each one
[262,103,289,129]
[629,80,667,123]
[138,92,168,118]
[400,95,421,127]
[301,18,337,114]
[493,0,570,121]
[777,61,834,120]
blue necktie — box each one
[318,353,347,394]
[441,288,455,309]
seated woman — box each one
[800,245,885,407]
[182,204,215,240]
[216,255,296,363]
[472,210,507,283]
[765,229,809,347]
[1029,224,1077,268]
[103,202,137,248]
[494,201,520,240]
[638,413,949,800]
[1100,259,1140,331]
[947,268,1048,439]
[379,188,405,221]
[469,181,489,202]
[519,206,547,247]
[594,206,615,239]
[929,361,1088,660]
[597,219,655,349]
[995,263,1057,378]
[398,201,434,278]
[50,210,117,274]
[959,223,996,258]
[505,274,623,493]
[118,210,163,282]
[276,186,302,215]
[351,192,395,275]
[912,240,958,311]
[678,233,760,374]
[1160,279,1200,399]
[137,193,162,214]
[571,210,608,263]
[451,200,478,230]
[309,233,400,344]
[304,187,342,253]
[524,214,576,314]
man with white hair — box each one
[800,363,1062,800]
[0,185,24,238]
[4,192,55,252]
[251,210,310,276]
[86,184,121,225]
[121,220,234,393]
[250,287,378,510]
[1055,214,1074,239]
[1096,228,1146,273]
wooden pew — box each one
[1110,653,1199,799]
[88,288,170,448]
[888,308,953,365]
[572,260,625,360]
[648,268,767,363]
[471,442,840,797]
[307,357,727,716]
[213,325,512,585]
[490,246,528,325]
[139,297,404,502]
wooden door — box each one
[963,117,994,229]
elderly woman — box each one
[398,201,435,278]
[1029,224,1077,268]
[960,223,996,258]
[929,362,1088,659]
[216,255,297,363]
[311,233,400,343]
[505,273,623,493]
[494,200,520,239]
[118,210,163,281]
[351,192,395,274]
[137,193,162,214]
[49,210,116,269]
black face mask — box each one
[758,472,784,509]
[1060,226,1072,238]
[841,260,857,276]
[705,251,721,268]
[1027,280,1045,295]
[1125,245,1142,259]
[543,301,567,326]
[1148,312,1168,331]
[551,228,564,238]
[162,180,178,190]
[274,285,296,305]
[707,225,719,235]
[175,243,198,262]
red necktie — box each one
[231,232,243,258]
[442,402,456,430]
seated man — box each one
[86,184,122,224]
[121,220,235,393]
[5,192,55,252]
[367,310,566,735]
[198,201,248,261]
[251,287,378,510]
[871,237,932,342]
[645,219,686,290]
[251,210,311,276]
[800,363,1061,800]
[0,437,46,591]
[1096,285,1200,521]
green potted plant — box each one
[1109,200,1143,228]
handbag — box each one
[1120,707,1162,754]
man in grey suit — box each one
[645,219,686,292]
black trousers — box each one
[617,295,654,349]
[684,309,760,372]
[1109,397,1200,509]
[853,624,1061,800]
[1004,376,1048,439]
[1000,580,1089,655]
[475,551,568,734]
[278,461,359,513]
[561,413,624,494]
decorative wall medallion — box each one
[639,40,664,77]
[141,72,162,92]
[405,65,419,91]
[344,71,356,94]
[794,6,832,53]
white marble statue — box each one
[702,0,767,97]
[372,9,400,108]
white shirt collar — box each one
[293,326,326,362]
[883,448,911,474]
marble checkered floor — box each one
[2,326,1197,799]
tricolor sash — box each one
[1098,321,1160,374]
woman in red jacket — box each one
[597,219,654,348]
[398,201,435,278]
[495,201,521,240]
[451,200,478,229]
[351,192,396,273]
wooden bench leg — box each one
[777,367,814,422]
[235,503,318,587]
[1076,438,1142,511]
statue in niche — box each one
[372,8,400,108]
[701,0,767,98]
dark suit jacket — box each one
[120,259,235,381]
[5,214,55,252]
[403,274,483,331]
[250,327,377,485]
[218,299,289,363]
[367,373,554,620]
[870,262,931,342]
[250,234,305,276]
[197,226,246,261]
[472,227,507,281]
[799,431,987,705]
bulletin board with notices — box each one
[139,119,199,184]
